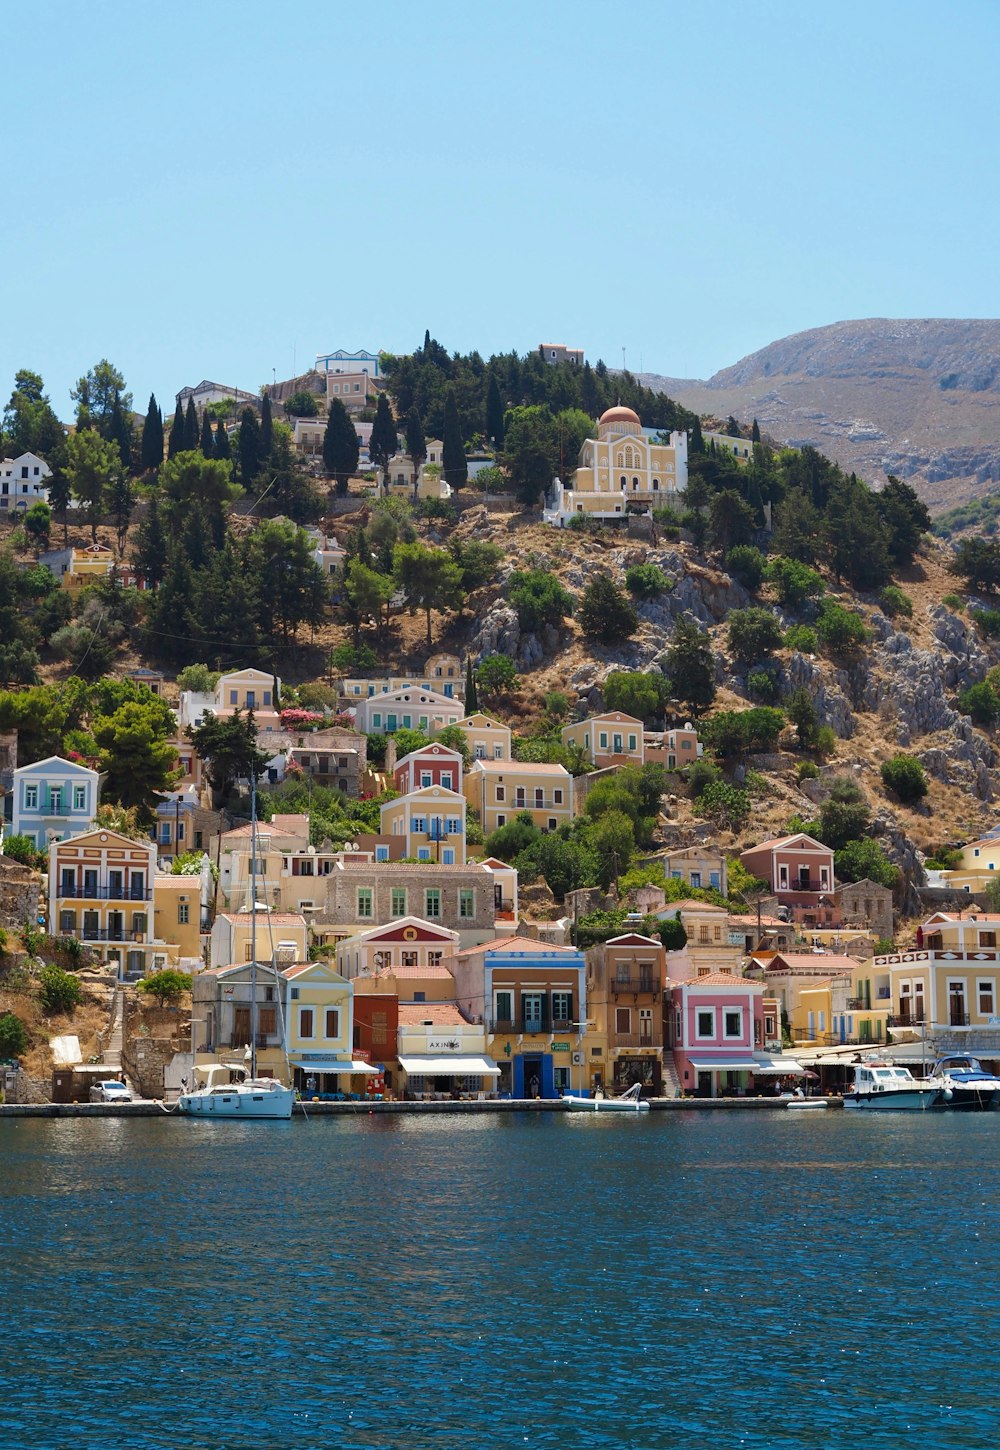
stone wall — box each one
[0,857,39,929]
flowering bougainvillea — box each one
[279,709,325,730]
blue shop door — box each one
[539,1055,556,1099]
[513,1055,524,1098]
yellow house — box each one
[282,960,374,1096]
[380,785,467,864]
[935,834,1000,893]
[561,711,645,768]
[464,759,573,834]
[152,875,203,961]
[872,909,1000,1049]
[450,712,512,762]
[543,405,688,523]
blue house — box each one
[11,756,100,848]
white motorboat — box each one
[177,1062,295,1119]
[843,1062,940,1111]
[177,778,295,1122]
[925,1055,1000,1111]
[563,1082,650,1113]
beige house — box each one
[661,845,728,896]
[382,452,452,501]
[451,712,512,762]
[656,900,740,979]
[395,1002,499,1098]
[562,711,645,768]
[352,685,465,735]
[335,915,459,980]
[464,759,573,834]
[216,815,311,910]
[178,666,282,734]
[380,784,467,865]
[208,910,309,969]
[320,860,499,946]
[544,405,688,524]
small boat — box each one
[925,1055,1000,1111]
[786,1097,828,1110]
[563,1082,650,1113]
[177,1062,295,1119]
[843,1062,940,1111]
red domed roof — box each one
[598,404,641,427]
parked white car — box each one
[89,1080,133,1103]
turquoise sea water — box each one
[1,1111,998,1450]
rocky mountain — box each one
[640,318,1000,511]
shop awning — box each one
[397,1054,501,1077]
[290,1058,378,1074]
[753,1057,807,1075]
[688,1058,760,1072]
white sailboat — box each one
[178,779,295,1121]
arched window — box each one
[620,476,627,489]
[633,477,640,490]
[653,479,659,491]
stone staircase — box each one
[660,1055,682,1098]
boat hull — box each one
[562,1096,650,1113]
[178,1086,295,1120]
[934,1086,999,1112]
[843,1088,939,1111]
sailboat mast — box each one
[250,774,258,1080]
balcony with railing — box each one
[610,976,659,998]
[888,1010,926,1027]
[488,1014,575,1035]
[611,1032,662,1050]
[510,796,569,812]
[59,882,152,902]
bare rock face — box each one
[785,652,858,738]
[471,601,521,660]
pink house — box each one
[739,832,838,927]
[392,743,464,796]
[668,972,766,1098]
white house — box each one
[0,452,52,510]
[352,685,466,736]
[177,667,282,734]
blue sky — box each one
[4,0,998,420]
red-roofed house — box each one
[208,910,308,969]
[394,1000,500,1099]
[334,915,459,980]
[740,833,837,926]
[667,972,768,1098]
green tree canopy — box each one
[665,615,716,712]
[579,572,639,644]
[323,398,360,495]
[63,429,122,542]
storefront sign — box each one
[551,1041,570,1052]
[427,1036,462,1052]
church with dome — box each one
[542,406,688,526]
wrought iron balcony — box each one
[611,977,659,998]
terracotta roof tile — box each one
[397,1003,468,1025]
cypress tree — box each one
[260,391,273,458]
[140,393,164,472]
[132,495,167,589]
[369,392,398,488]
[238,407,262,488]
[110,392,132,471]
[196,540,260,663]
[465,656,478,712]
[214,420,231,461]
[751,418,761,444]
[689,417,705,454]
[183,397,199,451]
[441,388,467,489]
[168,402,184,459]
[200,409,214,457]
[323,398,360,496]
[405,408,426,496]
[485,373,504,447]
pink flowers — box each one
[279,708,325,730]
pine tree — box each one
[442,388,467,489]
[108,472,135,554]
[140,393,164,472]
[485,373,504,447]
[195,539,260,662]
[465,656,478,712]
[260,391,273,459]
[183,397,199,451]
[238,407,262,488]
[182,499,213,572]
[322,399,360,496]
[200,409,214,457]
[132,495,167,589]
[665,614,716,712]
[579,572,638,643]
[167,403,184,459]
[369,392,397,489]
[142,542,199,666]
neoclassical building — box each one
[544,405,688,524]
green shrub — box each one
[784,624,818,653]
[880,585,913,619]
[566,513,606,534]
[815,601,870,654]
[1,835,44,869]
[796,761,819,782]
[970,608,1000,638]
[923,845,961,871]
[880,753,928,802]
[728,607,783,665]
[38,964,83,1015]
[0,1011,29,1060]
[815,725,837,757]
[941,593,964,612]
[652,506,682,539]
[687,758,720,797]
[625,562,672,599]
[765,555,825,607]
[834,838,899,888]
[747,669,780,703]
[958,681,1000,725]
[138,969,193,1007]
[726,545,766,592]
[698,781,752,830]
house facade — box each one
[544,405,688,525]
[668,973,767,1098]
[177,667,282,734]
[561,711,645,768]
[192,961,286,1080]
[380,785,467,864]
[452,712,512,761]
[0,451,52,509]
[12,756,99,847]
[282,960,374,1096]
[660,845,729,896]
[395,1002,500,1099]
[352,686,465,735]
[588,933,666,1096]
[335,916,459,980]
[452,936,588,1099]
[208,910,309,969]
[875,910,1000,1055]
[321,861,497,945]
[393,743,464,795]
[464,759,573,834]
[740,833,837,925]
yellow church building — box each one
[543,405,688,525]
